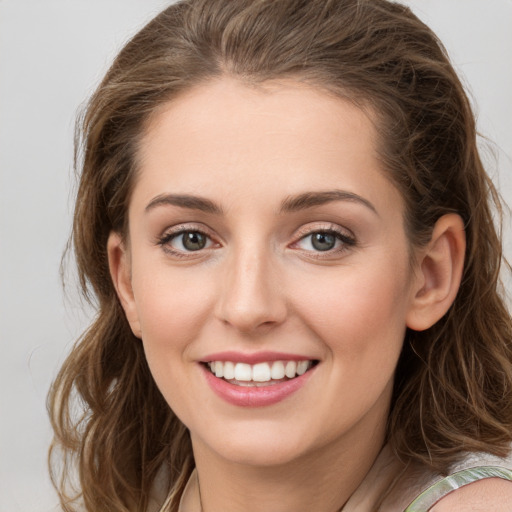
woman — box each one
[48,0,512,510]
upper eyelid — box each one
[292,222,355,239]
[159,222,214,237]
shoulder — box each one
[430,478,512,512]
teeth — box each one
[223,361,235,380]
[297,360,309,375]
[252,362,271,382]
[234,363,252,381]
[271,361,285,380]
[214,361,224,378]
[206,360,314,383]
[285,361,297,378]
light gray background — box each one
[0,1,511,511]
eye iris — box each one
[311,232,336,251]
[182,231,207,251]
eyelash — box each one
[156,225,216,258]
[155,224,356,259]
[292,225,356,258]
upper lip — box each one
[199,351,317,365]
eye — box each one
[158,229,214,254]
[177,231,209,251]
[308,232,338,251]
[294,229,355,254]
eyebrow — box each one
[144,189,377,216]
[145,194,223,215]
[280,190,378,215]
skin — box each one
[109,78,467,511]
[431,479,512,511]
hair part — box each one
[48,1,512,510]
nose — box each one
[215,247,287,334]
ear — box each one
[107,231,142,338]
[406,213,466,331]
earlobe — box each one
[406,213,466,331]
[107,231,142,338]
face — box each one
[112,78,422,468]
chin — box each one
[191,417,330,468]
[217,441,307,468]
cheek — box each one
[130,264,216,363]
[128,262,225,428]
[130,268,215,422]
[290,260,412,362]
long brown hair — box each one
[48,1,512,510]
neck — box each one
[190,418,387,512]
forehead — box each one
[141,78,376,164]
[134,77,402,217]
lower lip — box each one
[201,364,315,407]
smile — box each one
[206,360,316,386]
[201,358,319,407]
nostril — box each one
[217,304,286,333]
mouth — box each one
[203,359,319,387]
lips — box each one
[200,352,318,406]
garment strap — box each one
[404,466,512,512]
